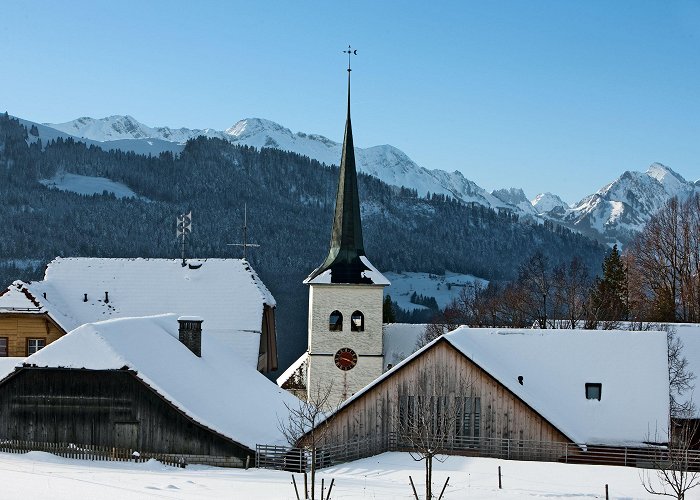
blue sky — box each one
[1,1,698,203]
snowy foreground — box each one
[0,451,671,499]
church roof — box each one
[305,66,387,286]
[1,257,275,369]
[6,314,297,450]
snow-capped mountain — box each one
[531,192,570,216]
[38,115,698,247]
[546,163,700,245]
[491,188,538,216]
[47,115,226,143]
[45,115,512,210]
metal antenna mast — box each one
[176,211,192,266]
[227,204,260,260]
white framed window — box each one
[27,338,46,355]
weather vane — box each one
[176,211,192,266]
[343,45,357,72]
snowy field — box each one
[39,173,145,200]
[0,451,668,499]
[384,272,488,312]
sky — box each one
[1,0,699,203]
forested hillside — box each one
[0,113,606,371]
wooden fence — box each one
[256,433,700,472]
[0,439,186,468]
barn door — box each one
[114,422,140,449]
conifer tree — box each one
[591,244,628,321]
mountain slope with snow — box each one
[546,163,700,244]
[39,115,698,247]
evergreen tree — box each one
[591,244,628,321]
[382,294,396,323]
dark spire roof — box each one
[305,62,374,284]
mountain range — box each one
[28,114,700,246]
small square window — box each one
[585,383,602,401]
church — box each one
[278,55,390,407]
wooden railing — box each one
[0,439,187,468]
[256,433,700,472]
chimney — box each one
[178,316,203,357]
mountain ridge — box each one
[37,114,700,246]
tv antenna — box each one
[227,204,259,260]
[176,211,192,266]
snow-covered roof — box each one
[303,256,390,285]
[276,351,308,387]
[0,358,23,381]
[4,257,274,367]
[14,314,297,450]
[0,285,42,312]
[340,327,669,447]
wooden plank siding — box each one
[0,314,65,356]
[0,368,252,461]
[314,339,571,449]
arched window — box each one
[351,310,364,332]
[329,310,343,331]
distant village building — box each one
[280,60,389,406]
[308,327,670,458]
[0,257,277,372]
[0,315,296,466]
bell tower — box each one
[303,47,389,406]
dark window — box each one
[585,383,602,401]
[0,337,7,357]
[27,338,46,355]
[329,311,343,331]
[351,310,364,331]
[456,396,481,444]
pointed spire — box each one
[306,46,373,284]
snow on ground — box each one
[0,451,664,499]
[384,271,488,311]
[39,173,145,200]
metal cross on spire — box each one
[343,45,357,72]
[227,204,260,260]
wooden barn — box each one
[308,327,670,460]
[0,257,277,372]
[0,315,298,466]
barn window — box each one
[0,337,7,357]
[585,383,602,401]
[329,311,343,331]
[351,310,364,331]
[27,338,46,355]
[456,396,481,445]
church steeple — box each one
[306,46,376,284]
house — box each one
[306,327,670,461]
[0,314,297,466]
[0,257,277,372]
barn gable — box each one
[314,327,669,449]
[2,314,298,451]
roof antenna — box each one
[227,204,260,260]
[177,211,192,266]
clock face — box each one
[334,348,358,371]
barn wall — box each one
[0,314,64,356]
[0,368,251,460]
[316,340,570,447]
